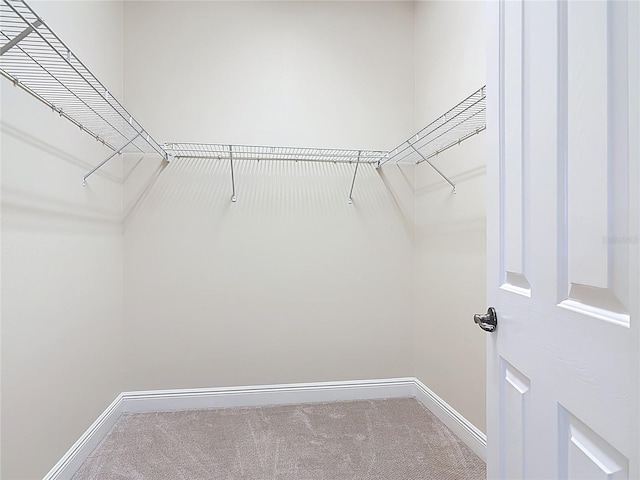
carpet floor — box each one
[71,398,485,480]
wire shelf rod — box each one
[415,124,487,165]
[0,69,121,149]
[171,154,379,165]
[166,142,386,156]
[391,105,486,164]
[0,27,139,154]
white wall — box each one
[123,1,414,150]
[121,1,417,391]
[0,2,488,476]
[0,2,124,478]
[412,0,487,431]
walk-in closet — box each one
[4,0,637,479]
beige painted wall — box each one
[413,0,487,432]
[0,2,124,478]
[122,1,415,151]
[121,1,417,391]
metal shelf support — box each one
[229,145,237,202]
[82,133,141,186]
[409,143,456,193]
[348,151,361,204]
[0,18,41,56]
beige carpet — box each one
[71,398,485,479]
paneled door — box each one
[485,1,639,479]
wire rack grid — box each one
[1,0,485,195]
[165,143,388,165]
[380,86,486,166]
[0,0,166,157]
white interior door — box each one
[486,1,639,479]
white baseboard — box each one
[42,394,124,480]
[121,377,416,413]
[413,378,487,461]
[43,377,486,479]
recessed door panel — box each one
[501,0,531,296]
[500,359,530,480]
[560,0,630,327]
[559,406,629,479]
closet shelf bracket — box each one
[348,151,361,204]
[0,17,41,56]
[82,133,141,186]
[409,143,456,193]
[229,145,237,202]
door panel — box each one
[500,358,530,479]
[566,0,610,290]
[487,1,639,479]
[562,0,631,326]
[559,407,629,480]
[502,0,530,295]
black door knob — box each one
[474,307,497,332]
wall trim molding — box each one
[412,377,487,460]
[42,394,124,480]
[120,377,415,413]
[43,377,486,479]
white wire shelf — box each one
[381,86,486,166]
[0,0,166,161]
[164,143,386,204]
[379,86,486,192]
[1,0,484,197]
[165,143,386,165]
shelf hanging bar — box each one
[348,151,361,204]
[409,143,456,193]
[229,145,237,202]
[10,36,135,154]
[415,125,486,164]
[82,132,141,186]
[0,18,42,56]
